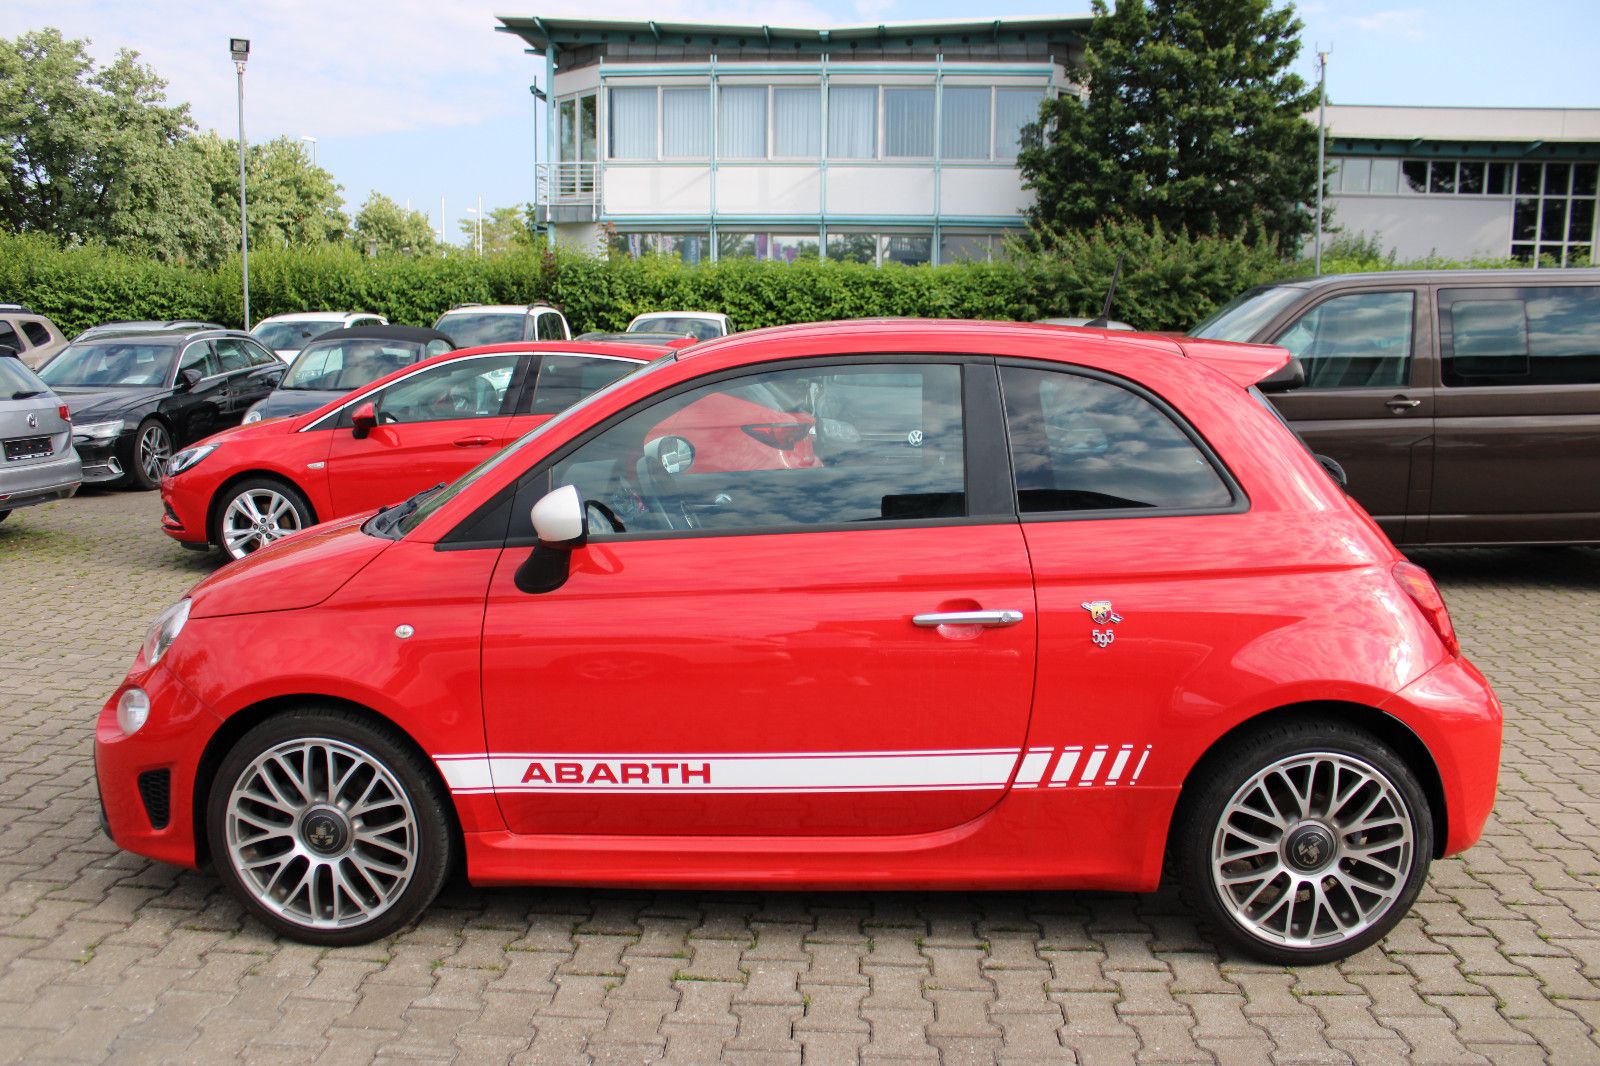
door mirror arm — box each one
[177,367,204,392]
[517,484,589,594]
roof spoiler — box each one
[1174,338,1301,391]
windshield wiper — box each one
[10,389,44,400]
[367,482,447,538]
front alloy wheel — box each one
[1176,722,1433,964]
[130,420,172,490]
[218,479,312,559]
[208,711,451,944]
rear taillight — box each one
[741,422,812,451]
[1392,561,1459,656]
[58,404,71,422]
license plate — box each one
[4,435,52,461]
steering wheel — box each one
[585,498,626,534]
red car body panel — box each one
[100,319,1501,898]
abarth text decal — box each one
[434,744,1153,795]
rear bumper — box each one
[1379,656,1503,856]
[0,449,82,510]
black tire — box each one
[0,510,10,523]
[122,418,173,490]
[1173,719,1433,965]
[205,708,453,946]
[213,477,315,559]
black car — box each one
[37,328,285,489]
[242,325,455,424]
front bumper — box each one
[0,449,81,511]
[74,436,126,484]
[95,664,218,870]
[160,476,212,547]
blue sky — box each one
[11,1,1600,246]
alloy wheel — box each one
[221,487,305,558]
[223,737,420,932]
[1209,751,1415,950]
[138,424,171,484]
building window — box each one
[773,87,821,157]
[663,88,710,158]
[609,232,710,264]
[719,86,767,159]
[940,232,1002,262]
[826,232,878,264]
[941,87,990,160]
[828,86,878,159]
[768,234,820,263]
[1511,162,1597,266]
[609,88,656,159]
[884,88,934,158]
[994,89,1043,160]
[881,233,933,267]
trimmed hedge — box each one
[0,226,1544,340]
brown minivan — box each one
[1192,269,1600,546]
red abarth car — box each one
[98,320,1502,963]
[159,342,659,559]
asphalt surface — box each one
[1,489,1597,1064]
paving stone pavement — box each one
[1,489,1598,1065]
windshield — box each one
[396,353,677,536]
[1189,286,1306,342]
[38,340,178,388]
[629,316,724,340]
[254,320,339,351]
[0,356,48,396]
[436,313,524,347]
[281,337,426,391]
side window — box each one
[999,366,1234,514]
[178,341,218,378]
[243,339,279,366]
[534,313,560,341]
[530,356,638,414]
[1441,286,1600,386]
[372,355,520,424]
[1272,291,1415,389]
[0,322,20,349]
[551,363,965,534]
[214,338,251,372]
[22,321,52,347]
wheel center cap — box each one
[300,807,350,855]
[1284,822,1337,872]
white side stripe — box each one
[1105,744,1133,785]
[1078,746,1108,786]
[1048,747,1082,787]
[1014,748,1054,787]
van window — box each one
[1271,291,1414,389]
[1441,286,1600,386]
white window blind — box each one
[773,87,820,157]
[995,89,1043,160]
[609,88,657,159]
[719,86,767,159]
[663,88,710,158]
[828,86,877,159]
[884,88,934,157]
[941,87,990,160]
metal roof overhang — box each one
[495,14,1092,56]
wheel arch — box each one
[205,469,319,548]
[1168,701,1448,863]
[189,694,461,871]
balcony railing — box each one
[538,162,600,207]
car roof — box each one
[258,311,375,322]
[631,310,729,321]
[71,326,254,343]
[675,318,1289,389]
[1258,267,1600,293]
[437,304,561,316]
[303,324,454,346]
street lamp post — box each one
[230,38,252,330]
[466,198,484,256]
[300,135,318,168]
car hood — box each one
[190,412,299,450]
[249,388,345,422]
[186,513,389,619]
[52,386,166,422]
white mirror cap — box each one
[531,483,586,546]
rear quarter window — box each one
[1441,285,1600,386]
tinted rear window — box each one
[437,313,526,346]
[1440,286,1600,386]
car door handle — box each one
[913,610,1025,628]
[453,436,494,447]
[1385,396,1421,411]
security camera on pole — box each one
[230,38,252,329]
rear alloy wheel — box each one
[218,478,314,559]
[207,710,451,945]
[128,419,172,490]
[1176,721,1433,965]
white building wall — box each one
[715,168,823,216]
[1328,195,1512,260]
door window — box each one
[551,363,966,534]
[534,312,563,341]
[21,321,52,347]
[214,338,252,373]
[372,355,520,424]
[242,338,278,366]
[530,355,639,414]
[1441,286,1600,386]
[1000,366,1234,514]
[178,341,218,379]
[1272,291,1415,389]
[0,322,20,349]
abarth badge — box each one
[1081,600,1123,625]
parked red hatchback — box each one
[160,342,653,558]
[98,320,1501,963]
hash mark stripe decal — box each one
[1015,749,1053,787]
[1079,747,1108,786]
[1048,747,1082,787]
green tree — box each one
[187,132,349,250]
[1018,0,1319,252]
[353,192,438,256]
[0,28,224,263]
[456,204,536,255]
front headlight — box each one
[141,599,191,668]
[74,419,125,442]
[242,408,263,425]
[166,444,217,478]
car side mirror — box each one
[516,484,588,594]
[351,402,377,440]
[1316,453,1348,489]
[177,367,204,391]
[643,435,695,476]
[1257,357,1306,393]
